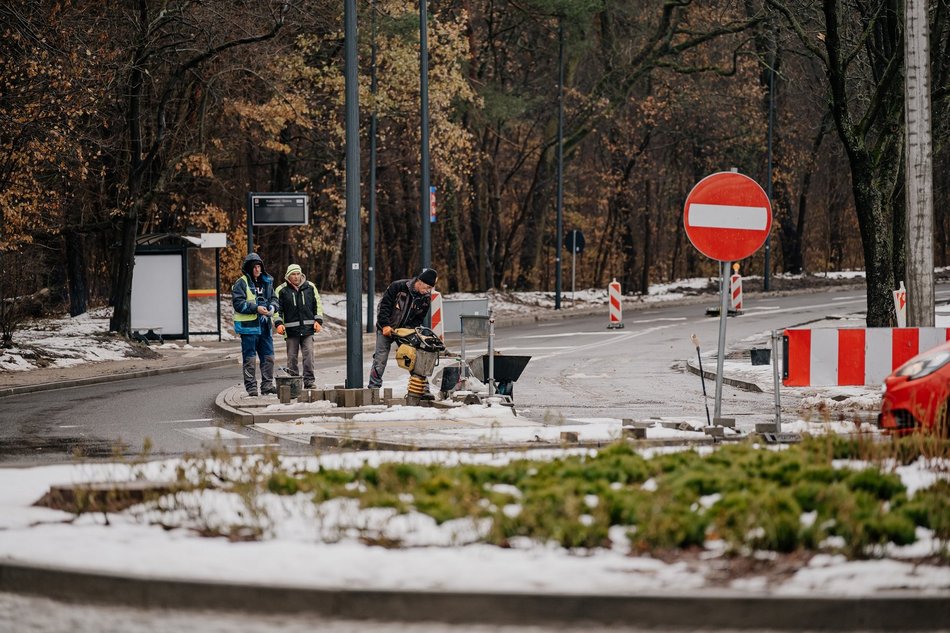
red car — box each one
[879,340,950,434]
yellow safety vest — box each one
[233,276,258,323]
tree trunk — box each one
[515,145,553,290]
[64,228,87,317]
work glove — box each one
[256,305,269,315]
[276,324,286,335]
[382,325,393,337]
[313,322,322,333]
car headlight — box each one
[895,349,950,380]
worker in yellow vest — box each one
[231,252,278,396]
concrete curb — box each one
[684,358,764,393]
[0,336,372,401]
[1,561,946,630]
[0,356,240,399]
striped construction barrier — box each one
[607,279,624,329]
[783,327,950,387]
[430,290,444,341]
[730,273,743,311]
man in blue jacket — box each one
[232,252,278,396]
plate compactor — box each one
[392,326,445,406]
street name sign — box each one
[683,172,772,262]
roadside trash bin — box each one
[275,374,303,399]
[750,348,771,365]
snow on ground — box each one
[0,450,947,597]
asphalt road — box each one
[3,284,949,465]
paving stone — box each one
[622,427,647,440]
[278,385,292,403]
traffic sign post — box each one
[565,230,585,305]
[683,171,772,423]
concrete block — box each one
[714,417,736,428]
[703,426,725,437]
[627,420,654,429]
[383,388,392,400]
[278,385,292,404]
[369,388,380,405]
[344,389,357,408]
[755,423,778,434]
[560,431,579,443]
[623,427,647,440]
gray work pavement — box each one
[5,286,946,631]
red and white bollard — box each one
[729,264,743,313]
[430,290,444,340]
[607,279,624,329]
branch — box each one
[764,0,828,67]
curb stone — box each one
[0,561,946,630]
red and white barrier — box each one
[730,273,743,311]
[783,327,950,386]
[430,290,444,341]
[607,279,624,329]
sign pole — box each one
[571,247,576,306]
[246,193,254,254]
[714,260,730,421]
[215,248,222,342]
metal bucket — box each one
[275,375,303,399]
[750,348,771,365]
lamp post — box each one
[366,0,378,333]
[344,0,363,387]
[419,0,431,270]
[764,51,774,291]
[554,16,564,310]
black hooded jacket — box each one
[376,278,431,332]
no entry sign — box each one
[683,172,772,262]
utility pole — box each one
[554,17,564,310]
[904,0,934,326]
[344,0,363,387]
[419,0,431,270]
[366,0,378,334]
[764,57,774,291]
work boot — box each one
[304,382,316,389]
[242,357,258,395]
[246,388,258,397]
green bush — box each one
[711,488,802,553]
[201,438,947,557]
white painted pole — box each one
[714,260,729,421]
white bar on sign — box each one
[810,329,839,386]
[689,204,768,230]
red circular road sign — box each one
[683,171,772,262]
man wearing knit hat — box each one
[274,263,324,389]
[368,268,438,389]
